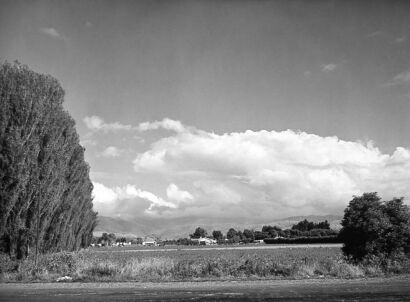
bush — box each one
[44,251,78,275]
[0,253,17,273]
[339,193,410,263]
[83,263,117,278]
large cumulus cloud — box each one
[92,118,410,220]
[130,122,410,219]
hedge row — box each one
[263,236,340,244]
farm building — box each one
[192,237,217,245]
[142,237,157,246]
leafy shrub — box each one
[83,263,117,278]
[45,251,78,275]
[339,193,410,263]
[0,253,17,273]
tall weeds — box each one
[1,250,409,282]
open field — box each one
[2,244,410,283]
[1,276,410,301]
[85,244,344,268]
[92,243,343,252]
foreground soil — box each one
[1,276,410,301]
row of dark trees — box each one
[187,219,336,244]
[91,233,136,246]
[291,219,330,231]
[0,62,97,259]
[91,233,148,246]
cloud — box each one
[93,182,118,204]
[114,184,177,212]
[40,27,66,40]
[89,118,410,220]
[137,118,187,133]
[321,64,337,72]
[387,70,410,86]
[84,116,133,132]
[392,36,406,44]
[367,31,384,38]
[166,183,194,203]
[101,146,121,158]
[92,182,177,217]
[84,116,187,133]
[130,122,410,220]
[366,31,407,45]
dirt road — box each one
[1,276,409,301]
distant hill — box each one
[94,216,153,238]
[94,214,342,239]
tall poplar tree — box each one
[0,61,97,259]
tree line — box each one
[90,192,410,268]
[0,62,97,259]
[174,218,336,245]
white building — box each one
[142,237,157,246]
[192,237,217,245]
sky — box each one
[1,0,410,222]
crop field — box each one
[2,244,409,283]
[86,244,343,266]
[72,244,358,282]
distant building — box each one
[142,237,157,246]
[192,237,217,245]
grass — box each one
[1,245,409,282]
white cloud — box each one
[166,183,194,203]
[114,184,177,211]
[101,146,121,158]
[387,70,410,86]
[392,36,406,44]
[194,181,241,205]
[137,190,177,212]
[40,27,65,40]
[137,118,187,133]
[89,118,410,220]
[92,182,120,216]
[84,116,133,132]
[321,64,337,72]
[84,116,187,134]
[92,182,178,217]
[367,31,384,38]
[130,122,410,219]
[93,182,118,204]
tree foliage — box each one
[291,219,330,231]
[97,233,116,246]
[190,227,207,239]
[212,230,223,241]
[0,61,97,259]
[226,228,242,243]
[262,225,282,238]
[339,192,410,262]
[243,229,255,241]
